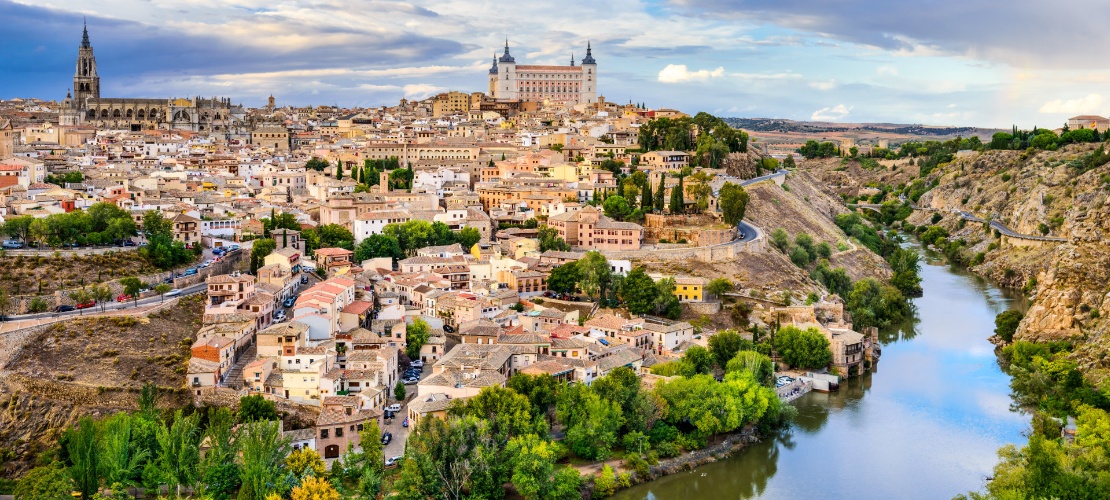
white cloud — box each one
[811,104,853,121]
[657,64,725,83]
[809,79,837,90]
[1038,94,1104,114]
[402,83,445,99]
[877,65,899,76]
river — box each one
[614,248,1031,500]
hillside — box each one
[0,296,203,477]
[804,143,1110,384]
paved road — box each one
[740,168,789,187]
[6,282,208,321]
[736,220,759,242]
[958,211,985,224]
[989,220,1067,242]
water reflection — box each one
[616,243,1029,500]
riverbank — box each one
[613,242,1029,500]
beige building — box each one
[547,206,643,251]
[432,91,471,117]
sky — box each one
[2,0,1109,129]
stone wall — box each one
[195,387,320,430]
[642,213,736,247]
[603,227,766,261]
[685,301,722,315]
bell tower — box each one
[73,19,100,107]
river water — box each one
[615,249,1030,500]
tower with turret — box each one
[580,41,597,105]
[488,53,499,96]
[496,40,518,100]
[72,20,100,107]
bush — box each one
[773,325,832,369]
[994,310,1024,342]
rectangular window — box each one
[335,427,343,437]
[321,429,329,439]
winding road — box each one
[740,169,789,187]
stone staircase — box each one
[221,343,257,390]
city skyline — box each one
[2,0,1108,129]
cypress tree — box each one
[654,172,666,212]
[669,174,685,214]
[641,180,653,212]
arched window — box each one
[125,109,133,118]
[137,109,146,119]
[112,109,121,118]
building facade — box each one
[489,40,598,105]
[60,23,245,132]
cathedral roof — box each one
[81,20,91,49]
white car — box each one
[409,360,424,369]
[164,289,183,297]
[385,455,403,467]
[385,403,402,413]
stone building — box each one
[488,40,598,105]
[60,22,245,133]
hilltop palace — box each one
[59,22,245,133]
[488,40,598,106]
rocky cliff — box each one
[804,144,1110,384]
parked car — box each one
[122,240,137,247]
[227,244,240,252]
[117,293,133,302]
[300,275,309,284]
[402,418,409,428]
[213,247,226,256]
[164,289,183,297]
[380,432,392,445]
[162,277,174,284]
[76,300,96,310]
[384,410,395,420]
[410,360,424,369]
[282,297,296,308]
[385,403,402,413]
[55,305,75,313]
[385,455,403,467]
[184,268,198,276]
[443,325,454,333]
[403,377,419,385]
[2,239,24,249]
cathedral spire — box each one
[498,38,515,63]
[489,52,499,74]
[571,53,575,66]
[81,17,91,49]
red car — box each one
[76,300,96,309]
[117,293,133,302]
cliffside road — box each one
[3,282,207,322]
[736,221,759,242]
[740,169,788,187]
[959,211,985,223]
[988,220,1068,242]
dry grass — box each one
[0,251,159,295]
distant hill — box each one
[724,117,1006,147]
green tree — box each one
[594,464,617,497]
[683,345,714,374]
[154,283,172,303]
[718,182,750,225]
[120,276,143,306]
[67,416,101,499]
[783,154,796,169]
[456,226,482,251]
[405,317,431,360]
[305,157,329,171]
[236,420,291,500]
[100,412,151,488]
[398,416,496,500]
[653,172,666,211]
[507,373,561,419]
[726,350,775,386]
[14,464,73,500]
[669,173,685,214]
[303,224,355,254]
[547,261,581,294]
[652,278,682,319]
[708,329,751,368]
[577,251,611,300]
[449,385,537,442]
[354,233,403,263]
[537,225,570,252]
[995,310,1024,342]
[558,385,622,460]
[619,267,658,315]
[199,407,240,500]
[250,238,276,273]
[846,278,910,329]
[238,394,279,423]
[706,278,732,298]
[154,410,202,496]
[640,178,653,212]
[356,419,385,497]
[394,380,407,401]
[774,325,832,369]
[285,447,327,478]
[506,434,562,500]
[771,228,790,252]
[336,163,344,180]
[602,195,632,221]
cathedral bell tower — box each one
[73,19,100,107]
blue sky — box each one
[2,0,1108,128]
